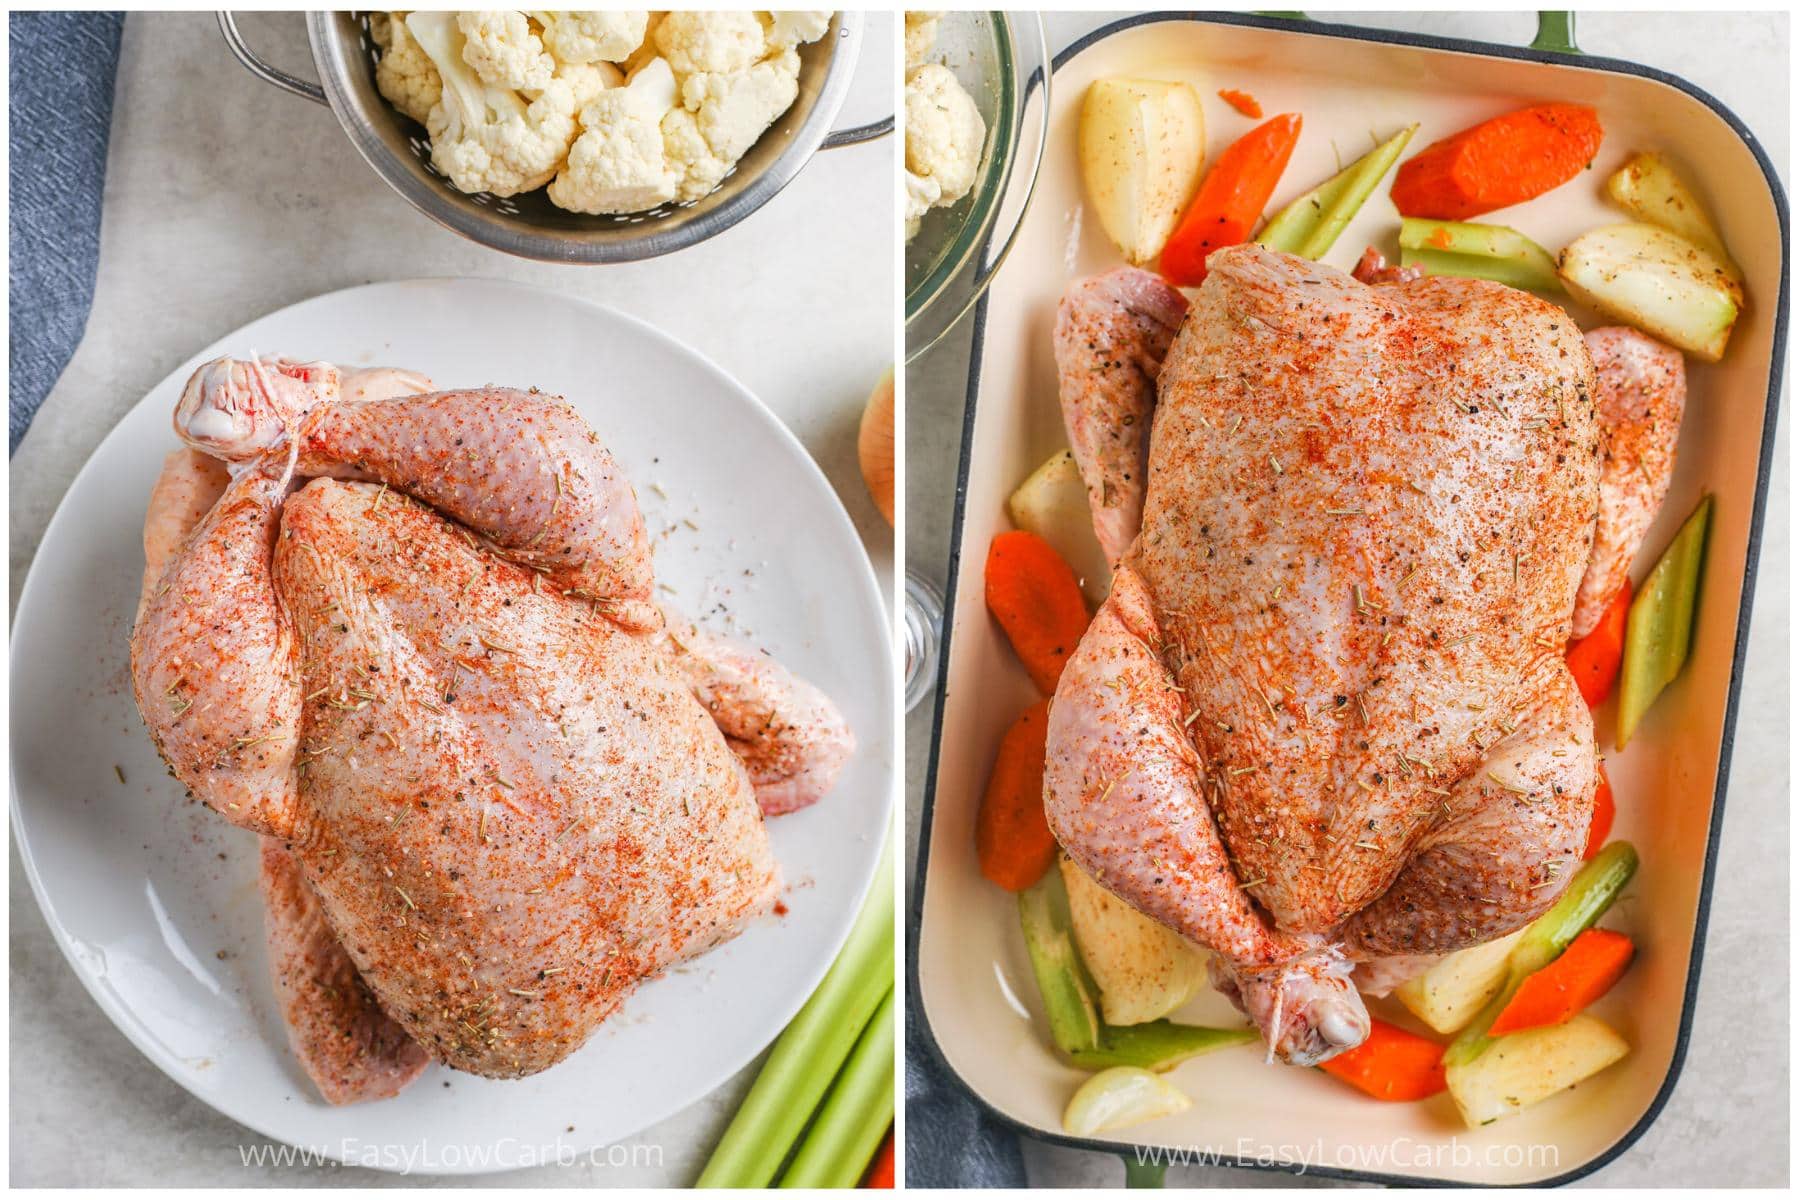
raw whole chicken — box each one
[131,356,852,1100]
[1047,246,1682,1065]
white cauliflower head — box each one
[764,11,832,50]
[904,169,942,240]
[905,62,984,204]
[457,10,557,92]
[408,12,579,197]
[654,10,766,76]
[556,58,624,111]
[665,46,801,202]
[548,56,680,214]
[904,11,942,68]
[531,11,650,64]
[374,11,442,126]
[660,107,731,204]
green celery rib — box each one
[778,987,897,1188]
[1443,842,1638,1068]
[1398,217,1563,292]
[1069,1021,1257,1071]
[696,844,895,1187]
[1617,495,1713,747]
[1256,124,1416,258]
[1018,872,1101,1055]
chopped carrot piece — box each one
[976,700,1057,891]
[1567,582,1631,708]
[1391,103,1603,220]
[984,530,1091,696]
[1583,764,1615,860]
[1319,1017,1447,1101]
[1160,112,1303,286]
[1488,928,1635,1037]
[1217,88,1262,119]
[861,1129,895,1188]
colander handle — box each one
[217,11,327,106]
[821,116,894,150]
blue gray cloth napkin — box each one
[9,11,124,453]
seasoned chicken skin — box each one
[1047,247,1611,1064]
[132,357,850,1086]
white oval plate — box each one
[10,278,895,1175]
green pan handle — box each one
[1531,11,1582,54]
[1123,1156,1167,1187]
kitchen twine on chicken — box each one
[234,1135,666,1175]
[1128,1134,1562,1176]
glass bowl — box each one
[904,12,1051,359]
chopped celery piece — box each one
[1444,842,1638,1069]
[1257,124,1416,259]
[1069,1020,1256,1071]
[1018,873,1100,1055]
[1399,218,1562,291]
[1617,495,1712,747]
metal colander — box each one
[219,11,889,263]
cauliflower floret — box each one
[904,169,941,240]
[680,49,800,161]
[654,10,766,76]
[408,12,578,197]
[548,56,681,214]
[456,10,556,92]
[556,59,624,111]
[660,107,731,203]
[531,11,649,64]
[664,48,800,202]
[905,62,984,204]
[764,11,832,50]
[374,11,442,126]
[904,11,941,68]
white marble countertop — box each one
[8,11,894,1187]
[905,10,1789,1189]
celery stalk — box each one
[1256,124,1416,258]
[1617,496,1713,747]
[1022,873,1256,1071]
[777,988,896,1188]
[1018,872,1101,1055]
[696,845,895,1187]
[1399,218,1562,292]
[1069,1020,1257,1071]
[1443,842,1638,1069]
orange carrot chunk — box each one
[1218,88,1263,119]
[1160,112,1303,286]
[1567,582,1631,708]
[984,530,1092,696]
[1319,1017,1447,1101]
[1583,764,1615,861]
[1391,103,1603,220]
[975,699,1057,891]
[1487,928,1635,1037]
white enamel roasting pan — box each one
[913,12,1787,1186]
